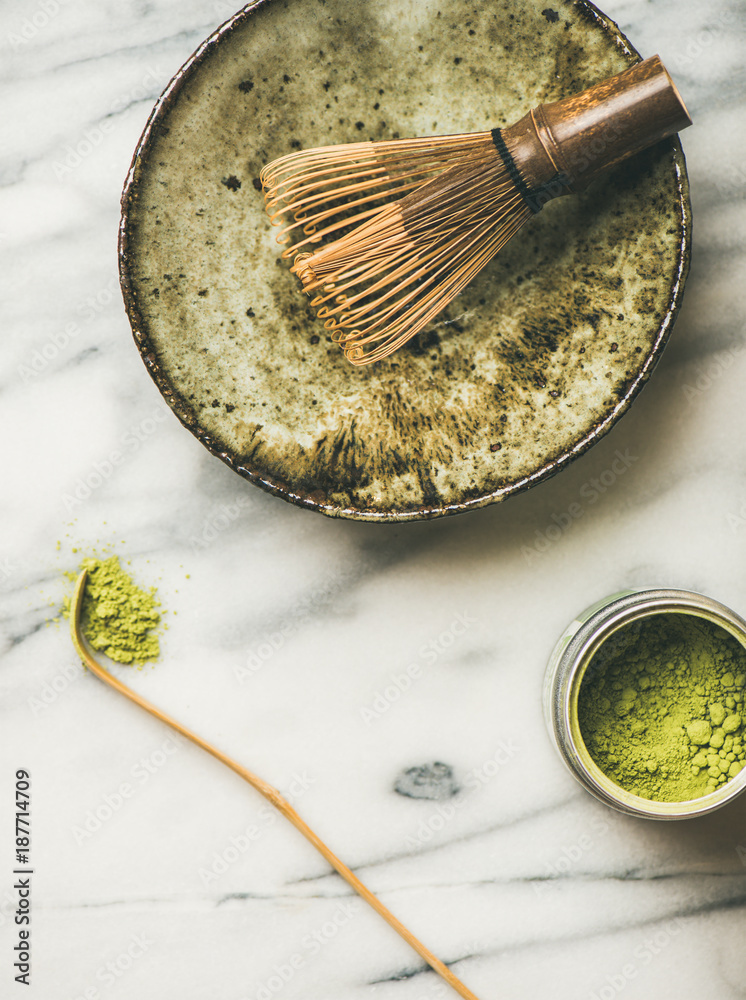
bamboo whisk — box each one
[261,55,690,366]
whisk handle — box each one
[501,55,691,209]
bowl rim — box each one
[118,0,692,523]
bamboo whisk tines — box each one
[261,56,691,366]
[262,133,531,365]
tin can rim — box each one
[548,588,746,820]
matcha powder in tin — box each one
[578,613,746,802]
[66,555,162,666]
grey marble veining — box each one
[3,1,746,998]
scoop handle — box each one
[69,570,482,1000]
[502,55,692,206]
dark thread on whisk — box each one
[525,172,571,213]
[491,128,571,214]
[491,127,539,213]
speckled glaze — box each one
[119,0,691,522]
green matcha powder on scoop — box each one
[66,556,162,666]
[578,614,746,802]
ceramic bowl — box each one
[119,0,691,522]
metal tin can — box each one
[544,588,746,819]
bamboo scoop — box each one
[70,569,481,1000]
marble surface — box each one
[2,1,746,998]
